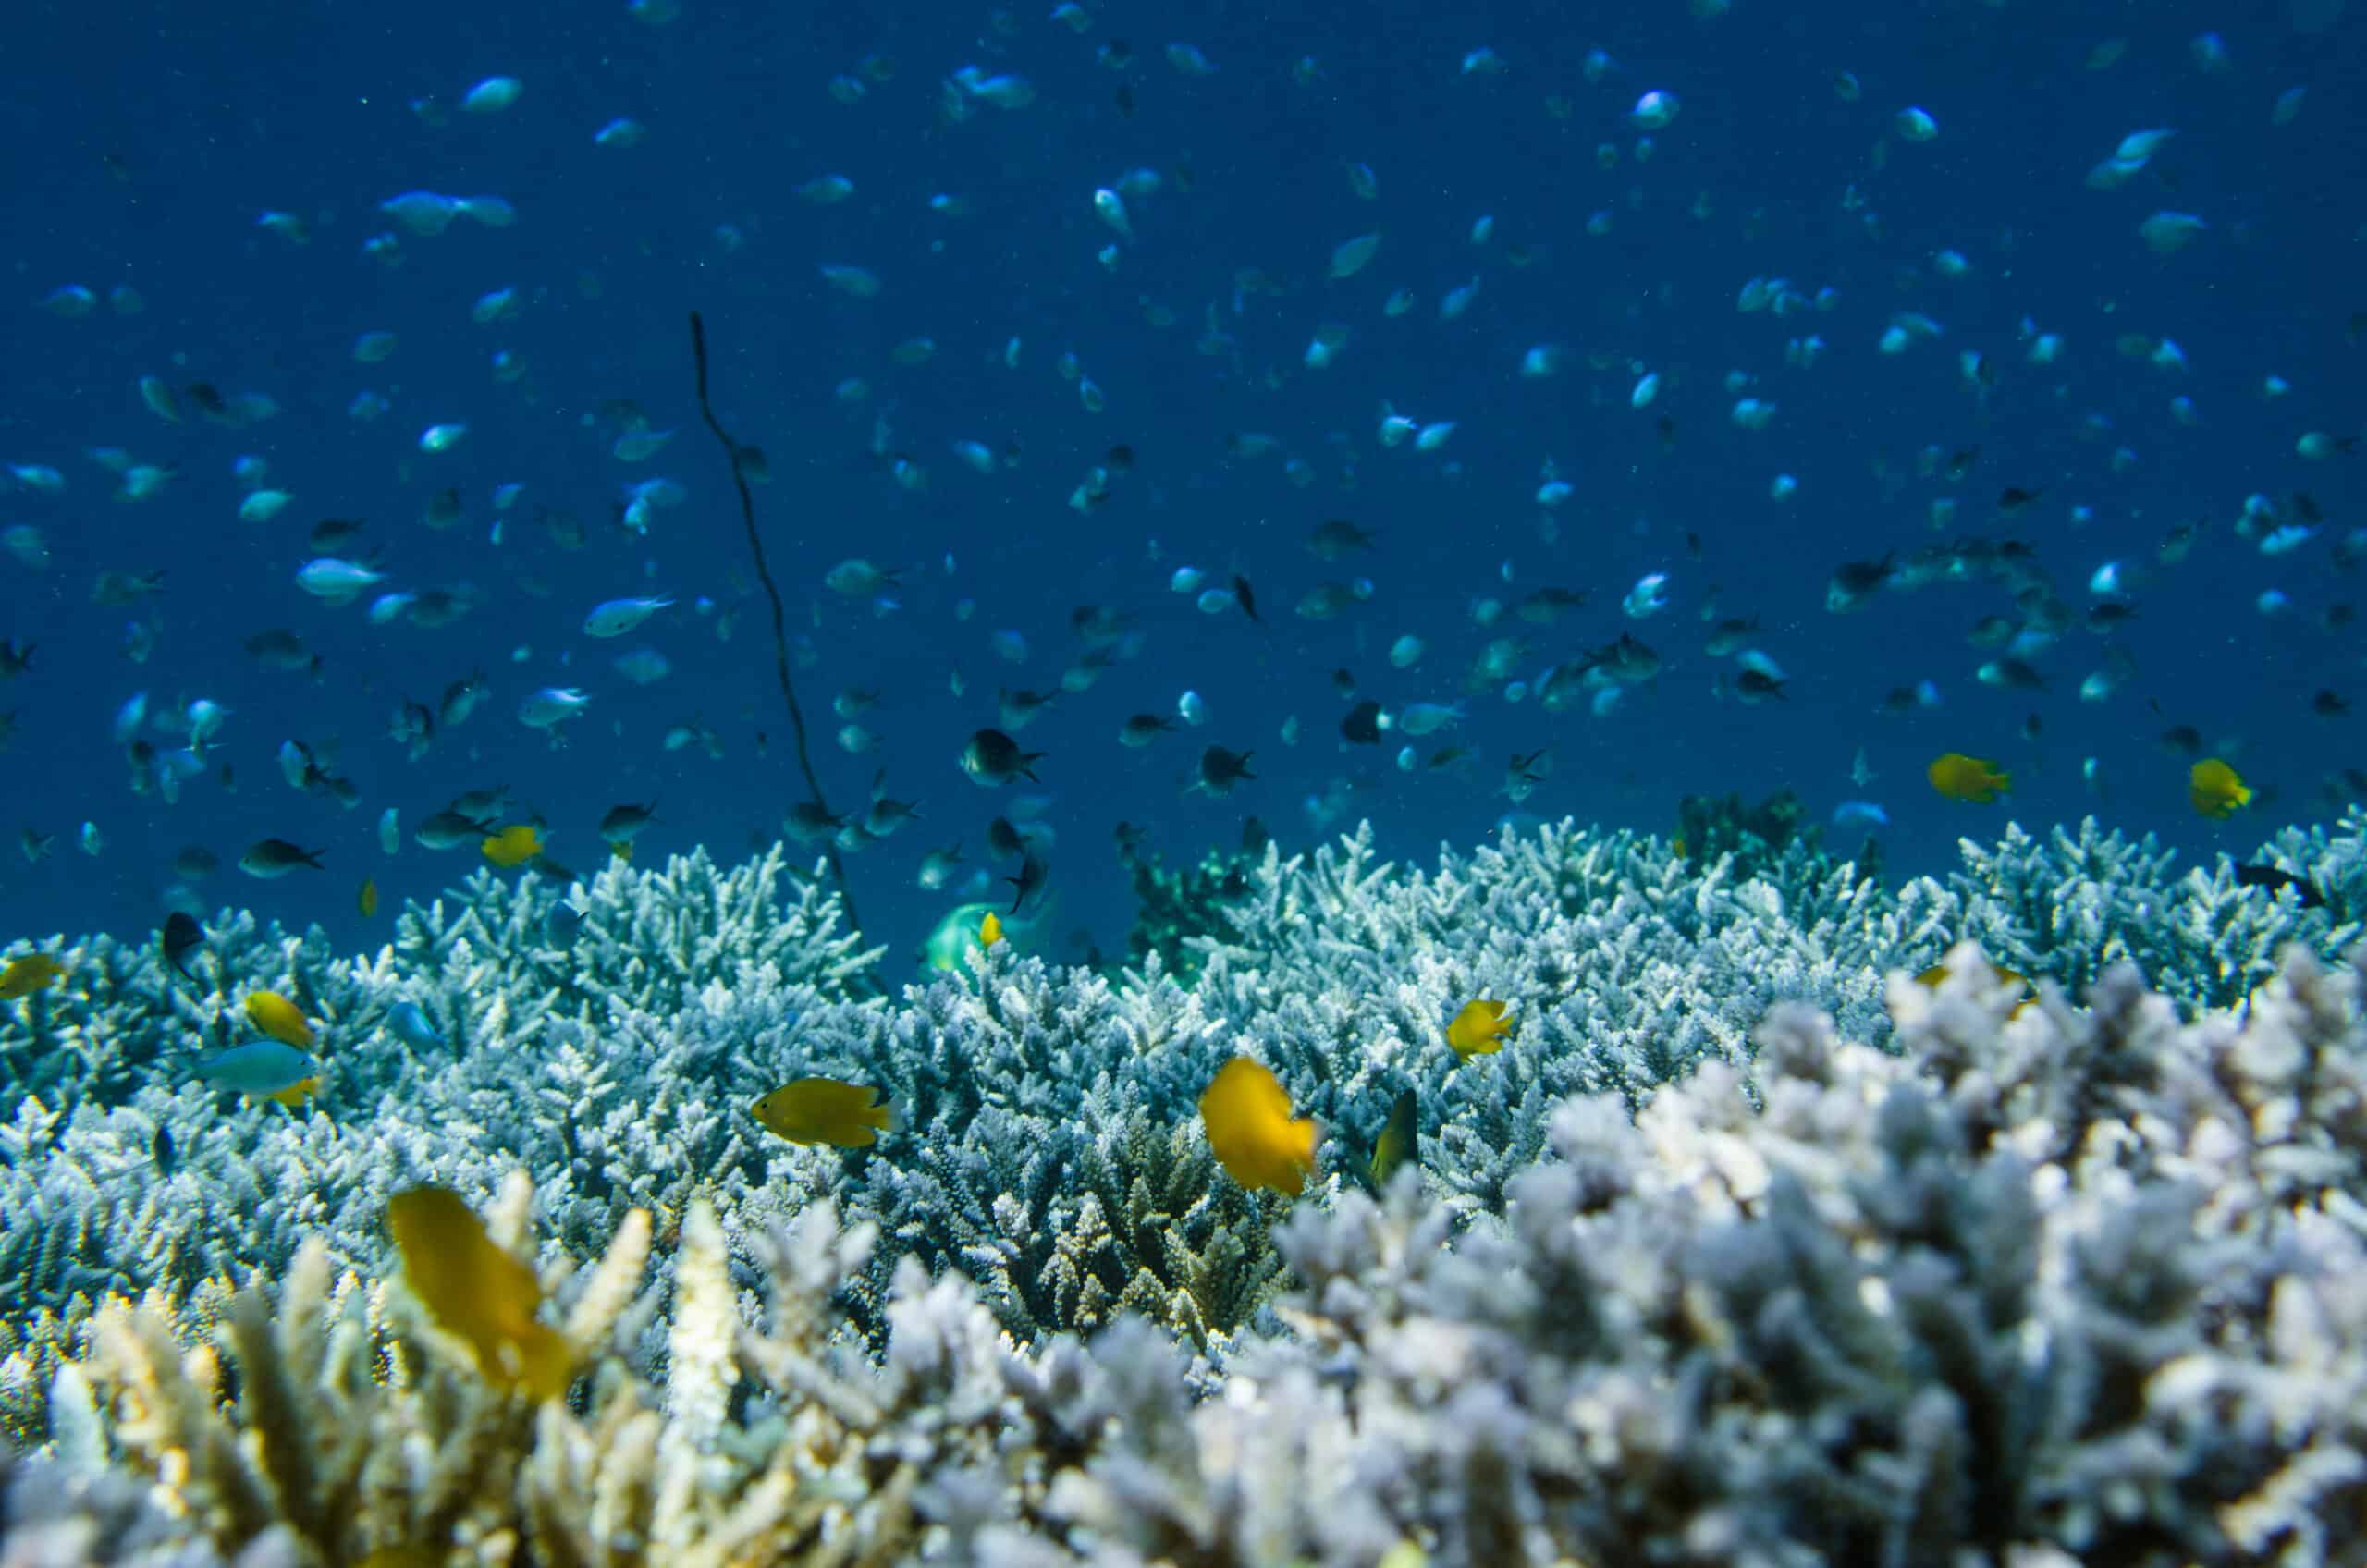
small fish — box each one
[1121,713,1178,746]
[960,728,1045,787]
[1199,1057,1318,1196]
[197,1039,322,1107]
[978,910,1004,949]
[1196,745,1257,797]
[0,953,64,1001]
[543,899,585,948]
[482,825,546,867]
[1367,1087,1417,1188]
[245,989,313,1048]
[750,1077,894,1147]
[1926,753,2010,804]
[1306,518,1379,559]
[239,839,326,877]
[358,877,380,917]
[2189,757,2252,819]
[598,801,658,842]
[440,671,491,728]
[160,912,205,981]
[386,1186,573,1400]
[416,810,497,851]
[1445,999,1513,1060]
[582,594,673,638]
[2233,863,2326,909]
[1340,701,1385,744]
[385,1000,448,1050]
[1914,959,2035,1012]
[824,558,901,598]
[517,688,590,729]
[1004,851,1049,914]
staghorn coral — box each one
[6,813,2361,1359]
[22,939,2367,1565]
[7,810,2367,1556]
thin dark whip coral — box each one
[688,311,860,936]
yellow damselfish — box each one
[358,877,379,917]
[0,953,63,1001]
[244,988,313,1048]
[386,1186,573,1402]
[1927,753,2011,803]
[1368,1087,1417,1187]
[751,1076,894,1147]
[1444,998,1514,1060]
[2189,757,2252,819]
[1199,1057,1318,1196]
[481,824,545,867]
[979,910,1004,949]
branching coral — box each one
[7,811,2367,1566]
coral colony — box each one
[2,809,2366,1563]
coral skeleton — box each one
[2,811,2364,1563]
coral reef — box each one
[4,809,2367,1563]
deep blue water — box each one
[3,0,2361,971]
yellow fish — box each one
[1927,753,2011,803]
[978,911,1004,949]
[481,824,545,867]
[265,1076,325,1109]
[1445,998,1514,1060]
[2189,757,2252,819]
[0,953,64,1001]
[751,1077,894,1147]
[386,1186,572,1401]
[1914,955,2039,1019]
[244,988,313,1048]
[1199,1057,1318,1196]
[358,877,379,917]
[1914,961,2030,993]
[1368,1087,1417,1188]
[608,839,633,862]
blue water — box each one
[4,0,2361,967]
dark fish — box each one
[152,1124,177,1177]
[987,815,1026,858]
[2234,863,2325,910]
[1120,713,1177,746]
[599,801,659,841]
[160,911,204,981]
[2312,689,2349,717]
[1231,572,1261,624]
[1004,850,1049,914]
[308,517,366,552]
[1196,746,1257,796]
[1341,701,1384,744]
[960,728,1045,787]
[1306,518,1379,560]
[238,839,325,877]
[1999,486,2044,512]
[1735,669,1788,703]
[543,900,584,948]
